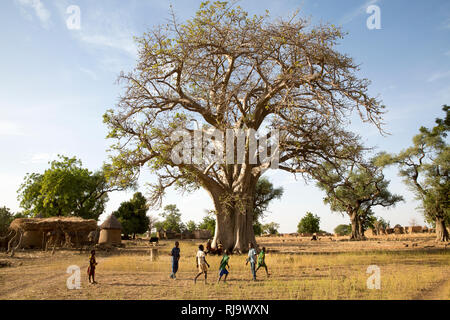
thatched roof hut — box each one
[10,217,97,233]
[99,215,122,245]
[6,217,97,253]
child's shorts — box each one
[219,269,229,277]
[198,263,208,273]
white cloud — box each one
[339,0,379,25]
[15,0,51,28]
[77,32,137,58]
[427,70,450,82]
[79,67,98,81]
[20,153,60,165]
[0,121,25,136]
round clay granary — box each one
[99,214,122,245]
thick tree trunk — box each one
[435,216,449,242]
[349,212,364,241]
[211,189,257,253]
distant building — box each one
[99,215,122,245]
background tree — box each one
[17,155,120,220]
[0,207,14,237]
[155,204,185,233]
[252,178,283,235]
[316,161,403,240]
[198,210,216,235]
[261,222,280,235]
[186,220,197,232]
[103,1,385,251]
[297,212,321,234]
[334,224,352,236]
[148,214,159,235]
[113,192,150,239]
[376,106,449,241]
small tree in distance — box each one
[334,224,352,236]
[113,192,149,239]
[297,212,321,234]
[186,220,197,233]
[0,207,14,237]
[262,222,280,235]
[155,204,185,233]
[198,210,216,236]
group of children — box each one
[86,241,270,285]
[170,241,270,284]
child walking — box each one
[170,241,181,279]
[246,243,257,281]
[255,247,270,277]
[217,249,231,284]
[87,250,98,284]
[194,244,210,284]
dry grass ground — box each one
[0,235,448,300]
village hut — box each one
[99,215,122,245]
[394,224,404,235]
[7,217,97,255]
[405,226,423,234]
[193,229,212,240]
[21,231,43,249]
[181,230,193,240]
[156,228,166,240]
[165,229,177,239]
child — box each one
[87,250,98,284]
[194,244,210,284]
[255,247,270,277]
[217,249,231,284]
[245,242,257,281]
[170,241,181,279]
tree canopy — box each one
[297,212,321,234]
[334,224,351,236]
[17,156,120,220]
[198,210,216,235]
[376,105,449,241]
[155,204,185,233]
[103,1,385,251]
[113,192,150,238]
[261,222,280,235]
[315,161,403,240]
[0,207,14,236]
[252,178,283,235]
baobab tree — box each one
[104,2,385,252]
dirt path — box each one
[413,277,450,300]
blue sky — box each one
[0,0,449,233]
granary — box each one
[405,226,423,234]
[99,214,122,246]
